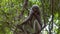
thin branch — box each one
[18,0,28,19]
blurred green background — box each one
[0,0,60,34]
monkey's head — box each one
[32,5,39,12]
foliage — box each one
[0,0,60,34]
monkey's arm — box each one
[35,15,42,28]
[20,11,33,25]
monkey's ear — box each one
[30,10,34,14]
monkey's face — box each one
[32,6,39,12]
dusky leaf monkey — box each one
[17,5,42,34]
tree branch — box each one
[18,0,28,19]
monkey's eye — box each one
[33,8,37,11]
